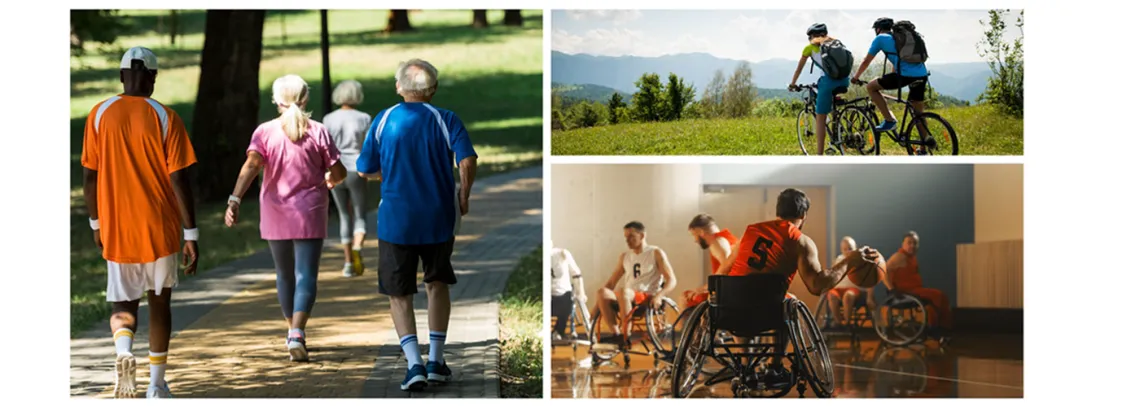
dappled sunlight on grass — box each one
[499,246,541,398]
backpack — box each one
[890,21,929,64]
[817,39,854,80]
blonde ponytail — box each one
[272,75,311,142]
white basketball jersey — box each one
[623,245,663,294]
[550,248,572,296]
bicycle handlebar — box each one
[790,83,818,92]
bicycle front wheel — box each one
[904,112,959,156]
[796,109,815,155]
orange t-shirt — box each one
[890,249,923,291]
[729,220,803,286]
[81,95,197,264]
[709,228,739,272]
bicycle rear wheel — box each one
[904,112,959,155]
[840,107,877,155]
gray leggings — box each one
[330,171,367,244]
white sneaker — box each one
[113,354,137,398]
[147,383,173,398]
[287,337,309,362]
[342,263,354,277]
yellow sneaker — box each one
[351,249,364,275]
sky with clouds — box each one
[553,10,1023,63]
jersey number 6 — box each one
[633,263,641,278]
[747,237,775,270]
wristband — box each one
[228,195,242,205]
[184,228,199,241]
[89,218,100,230]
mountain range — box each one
[552,51,993,102]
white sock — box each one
[289,328,304,339]
[113,328,134,357]
[400,334,423,369]
[148,351,167,386]
[428,331,446,364]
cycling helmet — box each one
[873,18,894,30]
[806,23,828,37]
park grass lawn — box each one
[498,246,542,398]
[70,9,543,337]
[552,104,1023,156]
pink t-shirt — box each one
[248,119,341,240]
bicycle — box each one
[791,83,877,156]
[849,78,959,155]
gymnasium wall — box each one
[974,164,1024,243]
[550,164,704,306]
[701,164,975,307]
[958,164,1024,310]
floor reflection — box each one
[550,334,1023,398]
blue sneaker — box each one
[401,364,428,391]
[875,120,898,132]
[426,361,452,383]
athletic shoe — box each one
[763,365,792,388]
[351,250,364,275]
[426,361,452,383]
[342,263,354,278]
[113,354,137,398]
[402,364,428,391]
[287,337,309,362]
[874,120,898,132]
[146,383,173,399]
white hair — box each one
[395,59,439,98]
[331,80,364,106]
[272,74,311,142]
[841,236,857,251]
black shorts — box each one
[376,237,456,296]
[877,73,927,102]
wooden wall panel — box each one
[956,240,1023,309]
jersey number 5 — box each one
[747,237,775,270]
[633,263,641,278]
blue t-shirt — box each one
[868,33,928,78]
[356,102,478,245]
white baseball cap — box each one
[120,46,158,70]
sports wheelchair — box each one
[587,293,682,367]
[671,273,834,398]
[551,295,593,352]
[813,288,940,347]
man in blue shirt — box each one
[356,58,478,392]
[851,17,930,132]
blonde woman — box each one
[224,74,346,362]
[789,23,852,155]
[322,80,372,277]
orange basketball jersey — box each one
[890,249,923,291]
[728,220,803,286]
[709,228,739,272]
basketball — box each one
[846,249,885,288]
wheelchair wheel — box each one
[671,302,712,398]
[588,309,620,363]
[874,295,927,347]
[645,297,681,360]
[790,299,836,398]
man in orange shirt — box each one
[884,231,952,343]
[716,188,883,385]
[682,214,738,308]
[81,47,199,399]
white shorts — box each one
[106,254,179,302]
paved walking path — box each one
[69,166,542,398]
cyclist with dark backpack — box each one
[851,17,930,132]
[788,23,854,155]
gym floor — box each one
[549,332,1022,398]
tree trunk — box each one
[473,10,488,28]
[169,10,178,46]
[386,10,413,33]
[320,10,332,117]
[504,10,523,26]
[191,10,266,201]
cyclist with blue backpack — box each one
[852,17,930,132]
[789,23,854,155]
